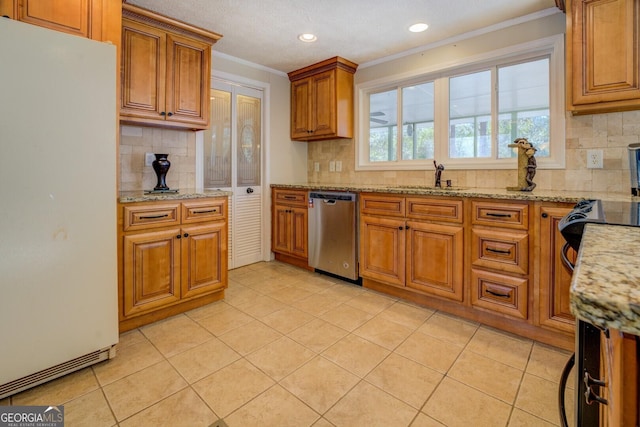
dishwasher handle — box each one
[309,191,356,202]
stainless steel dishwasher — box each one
[308,191,359,281]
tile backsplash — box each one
[118,110,640,195]
[307,111,640,195]
[120,125,196,192]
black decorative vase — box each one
[152,154,171,191]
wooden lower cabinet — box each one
[359,193,575,350]
[180,222,226,299]
[272,205,308,258]
[119,197,228,331]
[601,330,640,427]
[406,221,464,300]
[359,214,405,286]
[537,204,576,334]
[123,227,181,317]
[468,200,531,321]
[271,188,309,269]
[470,269,528,320]
[359,194,464,302]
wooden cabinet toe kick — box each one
[118,289,224,332]
[362,277,574,351]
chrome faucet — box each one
[434,160,444,187]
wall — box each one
[307,12,634,195]
[120,125,196,191]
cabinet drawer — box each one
[182,199,227,224]
[123,204,180,231]
[471,269,528,320]
[471,229,528,275]
[407,197,463,223]
[471,201,529,230]
[273,188,308,207]
[360,193,405,217]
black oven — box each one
[557,199,640,426]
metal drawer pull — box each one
[486,289,511,298]
[283,195,297,200]
[192,209,218,214]
[486,212,512,218]
[486,247,511,255]
[139,213,169,219]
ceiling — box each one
[126,0,561,74]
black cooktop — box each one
[559,199,640,251]
[599,200,640,226]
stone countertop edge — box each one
[119,189,232,203]
[570,223,640,335]
[270,183,637,204]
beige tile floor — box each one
[1,261,576,427]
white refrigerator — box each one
[0,19,118,398]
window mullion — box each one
[434,77,449,162]
[491,66,498,160]
[396,88,403,162]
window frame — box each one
[355,34,565,171]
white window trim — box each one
[355,34,565,171]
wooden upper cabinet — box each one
[1,0,121,43]
[120,4,221,130]
[121,19,166,122]
[288,57,357,141]
[18,0,90,37]
[567,0,640,114]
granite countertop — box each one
[570,223,640,335]
[271,183,634,204]
[119,188,232,203]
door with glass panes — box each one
[203,81,263,269]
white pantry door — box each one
[203,81,264,268]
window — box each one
[357,35,564,171]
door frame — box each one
[196,70,272,265]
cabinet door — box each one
[291,78,312,139]
[360,215,405,286]
[569,0,640,109]
[121,19,166,121]
[18,0,90,38]
[603,330,639,427]
[310,70,336,137]
[406,221,464,301]
[290,206,308,258]
[165,33,210,127]
[538,205,576,333]
[123,228,181,318]
[272,203,292,253]
[181,222,227,299]
[0,0,17,19]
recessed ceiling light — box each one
[298,33,317,43]
[409,23,429,33]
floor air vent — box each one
[0,346,114,399]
